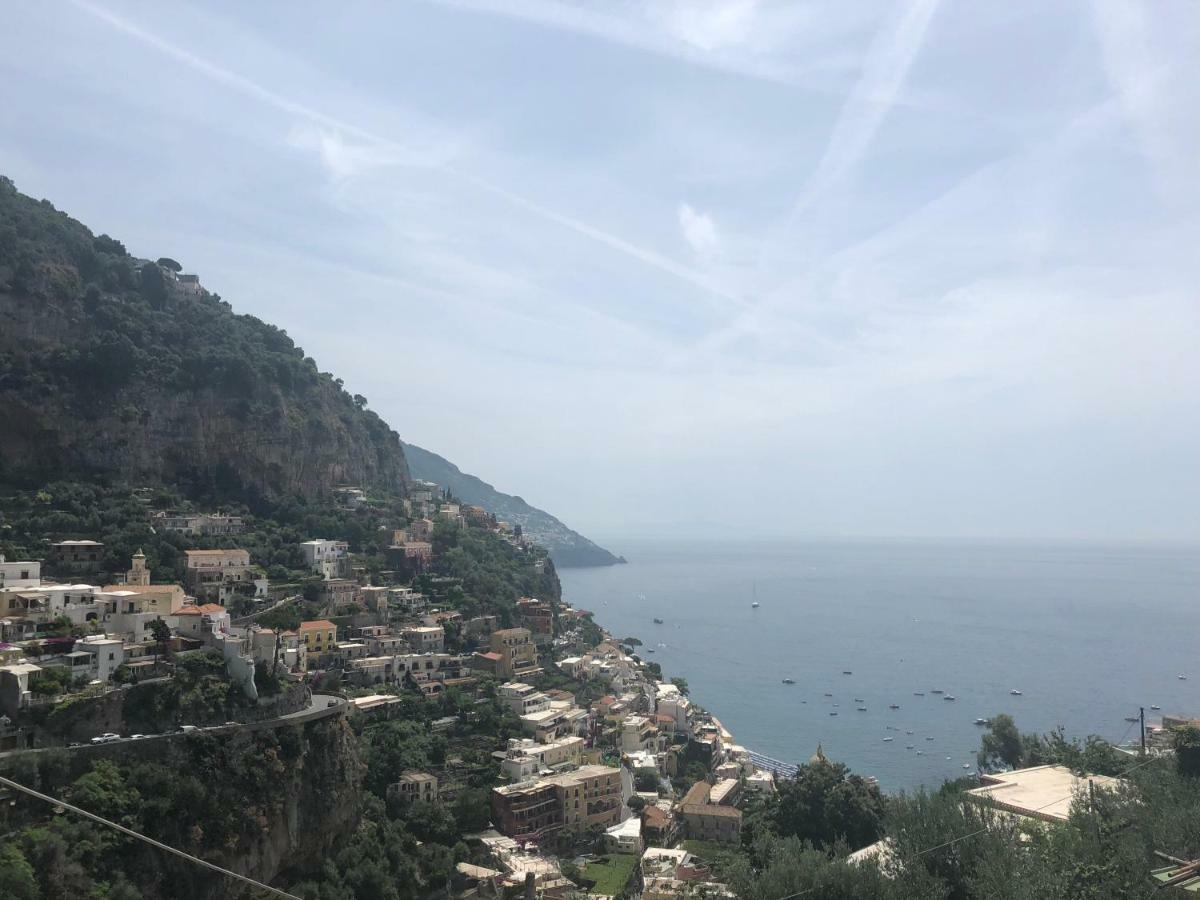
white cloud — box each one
[652,0,761,52]
[678,203,720,253]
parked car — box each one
[89,733,121,744]
[130,734,148,740]
[327,699,338,707]
[178,725,198,733]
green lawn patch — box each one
[582,853,638,895]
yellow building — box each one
[299,620,337,659]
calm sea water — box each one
[559,538,1200,791]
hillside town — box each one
[4,474,1195,898]
[0,480,786,898]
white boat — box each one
[962,764,971,770]
[974,718,990,726]
[883,737,894,742]
[781,678,795,685]
[1009,689,1023,696]
[1180,674,1188,680]
[751,580,760,608]
[1151,705,1161,710]
[646,648,655,653]
[944,695,957,701]
[930,689,944,694]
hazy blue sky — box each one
[3,1,1198,542]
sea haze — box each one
[560,538,1200,791]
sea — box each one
[558,538,1200,792]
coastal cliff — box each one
[405,442,624,567]
[0,175,409,504]
[0,715,364,898]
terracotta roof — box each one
[299,620,336,631]
[174,603,226,616]
[476,651,503,661]
[643,805,670,827]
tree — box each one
[1173,725,1200,777]
[0,844,36,900]
[748,754,884,852]
[978,714,1024,772]
[149,616,171,663]
[671,677,690,696]
[635,771,659,793]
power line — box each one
[0,774,301,900]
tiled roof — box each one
[299,620,336,631]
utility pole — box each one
[1140,706,1147,755]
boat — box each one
[751,601,760,608]
[914,692,925,696]
[646,648,655,653]
[1124,716,1139,723]
[889,704,900,710]
[962,764,972,770]
[926,736,935,741]
[944,695,957,701]
[930,689,944,694]
[842,670,853,675]
[1151,705,1161,710]
[906,745,914,749]
[781,678,795,685]
[653,618,664,624]
[824,692,834,697]
[854,698,864,703]
[829,711,838,716]
[883,737,894,742]
[857,706,868,712]
[1009,689,1023,696]
[905,730,913,735]
[1180,674,1188,680]
[916,750,924,755]
[974,718,990,726]
[751,580,760,608]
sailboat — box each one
[751,580,760,609]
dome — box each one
[809,743,828,766]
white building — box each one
[499,735,585,780]
[300,539,351,579]
[605,816,643,854]
[498,682,552,716]
[75,636,126,682]
[0,557,40,591]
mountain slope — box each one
[0,176,408,504]
[404,443,624,567]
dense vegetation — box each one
[711,717,1199,900]
[0,175,407,502]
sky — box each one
[2,1,1199,544]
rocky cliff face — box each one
[0,176,408,502]
[0,713,364,899]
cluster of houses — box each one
[0,484,545,739]
[3,483,760,896]
[411,630,774,897]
